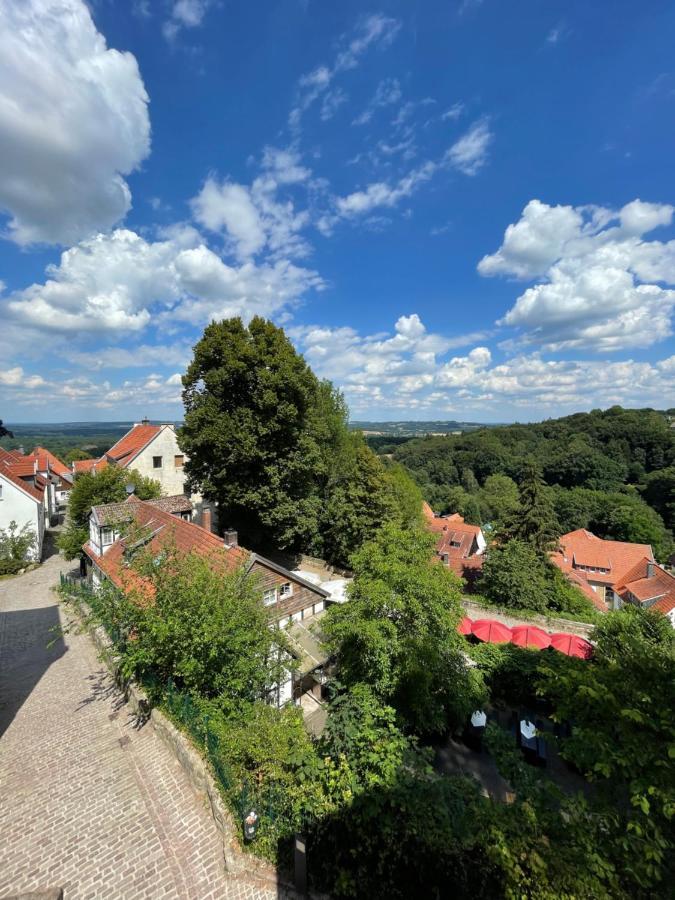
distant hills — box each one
[350,420,496,436]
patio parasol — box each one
[511,625,551,650]
[550,633,593,659]
[471,618,513,644]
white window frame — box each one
[263,588,277,606]
[279,582,293,599]
[101,526,114,546]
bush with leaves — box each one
[322,522,483,735]
[0,520,37,562]
[537,605,675,894]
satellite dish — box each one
[125,483,136,495]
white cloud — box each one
[0,0,150,246]
[191,180,267,258]
[480,199,675,350]
[441,103,464,121]
[191,168,311,260]
[353,77,402,125]
[292,316,675,416]
[444,119,492,175]
[289,14,400,129]
[5,227,322,336]
[335,162,437,219]
[321,88,348,121]
[163,0,211,41]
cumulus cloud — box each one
[5,227,322,336]
[293,315,675,416]
[191,166,312,261]
[289,14,400,129]
[0,0,150,246]
[480,199,675,350]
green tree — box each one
[0,520,37,561]
[478,473,519,526]
[64,448,92,464]
[58,466,161,559]
[0,419,13,439]
[500,461,560,551]
[321,433,398,566]
[121,547,288,701]
[640,466,675,532]
[538,606,675,893]
[322,523,481,734]
[480,540,550,613]
[179,317,332,551]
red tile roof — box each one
[4,460,36,477]
[28,446,70,477]
[105,424,162,467]
[0,461,44,502]
[84,498,248,599]
[73,458,108,474]
[552,529,653,588]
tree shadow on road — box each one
[0,604,66,739]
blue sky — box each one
[1,0,674,423]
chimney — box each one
[202,507,212,533]
[647,561,655,578]
[223,528,238,548]
[141,417,150,426]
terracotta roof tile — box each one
[73,458,108,474]
[28,447,70,477]
[84,499,248,597]
[0,463,44,502]
[106,424,162,466]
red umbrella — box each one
[457,616,473,635]
[472,618,512,644]
[511,625,551,650]
[550,633,593,659]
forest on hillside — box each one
[392,407,675,561]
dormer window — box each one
[101,527,114,546]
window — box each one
[153,456,163,468]
[279,582,293,599]
[449,540,461,548]
[174,455,184,468]
[263,588,277,606]
[0,485,3,500]
[101,527,114,546]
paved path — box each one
[0,537,278,900]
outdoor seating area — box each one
[458,616,593,659]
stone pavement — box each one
[0,535,279,900]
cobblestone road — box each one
[0,537,280,900]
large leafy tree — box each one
[322,522,482,734]
[179,317,406,558]
[538,606,675,894]
[179,317,334,551]
[0,420,13,439]
[499,460,560,551]
[58,466,160,559]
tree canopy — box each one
[178,317,422,564]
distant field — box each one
[350,419,496,436]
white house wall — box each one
[126,427,189,496]
[0,476,44,560]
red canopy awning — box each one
[457,616,473,635]
[472,618,512,644]
[511,625,551,650]
[550,633,593,659]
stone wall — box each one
[461,598,595,638]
